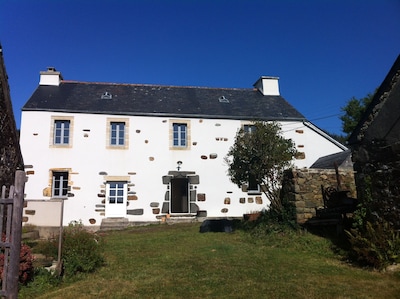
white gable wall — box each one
[20,110,345,227]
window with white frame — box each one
[106,118,129,149]
[54,120,70,145]
[243,124,256,133]
[247,174,261,194]
[169,120,190,150]
[50,116,74,148]
[52,171,69,197]
[110,122,125,146]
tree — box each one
[225,121,297,214]
[327,132,347,145]
[340,92,375,136]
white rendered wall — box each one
[20,111,345,227]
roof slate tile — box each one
[23,81,306,121]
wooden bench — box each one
[307,185,358,234]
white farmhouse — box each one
[20,68,346,230]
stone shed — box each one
[348,54,400,229]
[0,45,24,186]
[282,150,356,224]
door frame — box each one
[105,181,127,218]
[162,171,199,215]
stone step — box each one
[100,218,129,231]
[166,215,197,223]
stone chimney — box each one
[253,76,280,96]
[39,67,63,86]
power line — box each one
[307,113,343,122]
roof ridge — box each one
[60,80,252,91]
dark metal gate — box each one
[0,171,26,298]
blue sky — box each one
[1,0,399,135]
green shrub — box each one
[18,267,61,298]
[33,267,61,286]
[241,208,299,240]
[22,224,37,234]
[34,237,58,259]
[62,221,105,277]
[346,220,400,270]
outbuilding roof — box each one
[23,81,306,121]
[310,150,353,169]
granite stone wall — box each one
[352,141,400,229]
[0,46,24,187]
[282,168,356,224]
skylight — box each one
[219,96,229,103]
[101,92,112,100]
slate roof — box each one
[348,54,400,145]
[22,81,306,121]
[310,150,353,169]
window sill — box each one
[247,191,262,195]
[50,144,71,148]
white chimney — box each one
[39,67,63,86]
[253,76,280,96]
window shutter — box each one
[190,203,199,213]
[190,190,196,202]
[162,176,172,184]
[188,175,199,184]
[162,202,169,214]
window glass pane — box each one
[248,174,259,192]
[108,182,125,204]
[54,120,70,145]
[173,123,187,147]
[244,125,256,133]
[52,171,68,197]
[110,122,125,146]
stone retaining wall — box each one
[282,168,356,224]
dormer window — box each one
[101,92,112,100]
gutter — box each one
[21,107,307,122]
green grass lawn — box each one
[20,222,400,299]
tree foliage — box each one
[225,121,297,213]
[340,92,375,136]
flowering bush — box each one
[0,243,34,285]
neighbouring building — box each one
[19,68,347,229]
[348,54,400,229]
[0,45,24,187]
